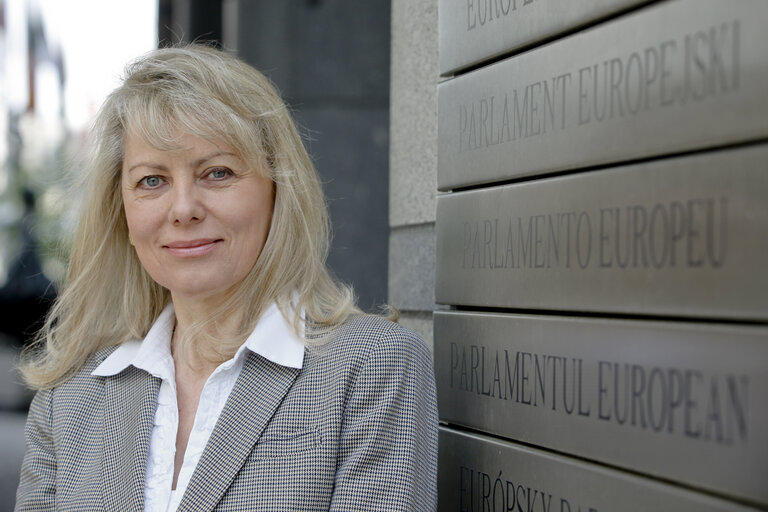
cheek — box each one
[124,210,146,242]
[237,182,274,252]
[123,203,167,276]
[122,189,140,234]
[123,207,140,236]
[123,199,162,240]
[234,205,272,253]
[253,196,275,249]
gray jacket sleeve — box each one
[15,389,57,512]
[329,326,439,511]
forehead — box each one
[122,130,241,165]
[119,103,266,166]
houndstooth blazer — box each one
[15,315,438,511]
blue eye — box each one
[140,176,162,188]
[209,168,231,179]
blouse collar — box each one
[92,301,305,378]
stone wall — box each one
[388,0,439,348]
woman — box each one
[15,45,438,511]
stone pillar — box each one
[388,0,439,349]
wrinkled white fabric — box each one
[93,302,304,511]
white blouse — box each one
[92,302,305,511]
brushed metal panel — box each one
[438,0,768,190]
[438,428,760,511]
[435,145,768,320]
[435,312,768,505]
[439,0,652,75]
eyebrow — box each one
[125,151,240,174]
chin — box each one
[147,265,250,302]
[168,277,247,302]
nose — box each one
[168,180,205,225]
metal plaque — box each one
[439,0,653,75]
[438,428,760,511]
[438,0,768,190]
[435,145,768,321]
[435,311,768,505]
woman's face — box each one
[121,130,274,303]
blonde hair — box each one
[20,44,369,389]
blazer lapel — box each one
[101,367,160,512]
[176,352,301,511]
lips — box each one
[163,238,222,258]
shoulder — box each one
[64,345,119,383]
[328,314,429,356]
[306,314,433,377]
[24,346,120,442]
[46,345,120,402]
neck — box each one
[170,292,245,373]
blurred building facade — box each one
[0,0,66,350]
[0,3,69,506]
